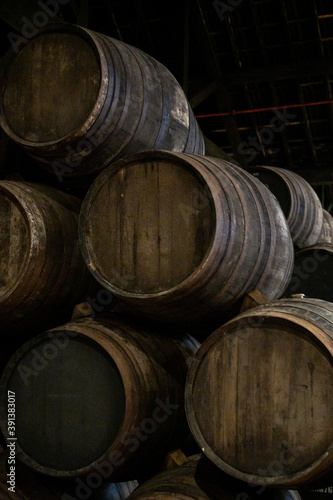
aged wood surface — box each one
[318,210,333,244]
[0,24,204,181]
[0,314,199,481]
[127,454,302,499]
[79,151,294,328]
[3,33,100,143]
[251,166,323,248]
[0,181,93,334]
[185,298,333,488]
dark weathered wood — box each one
[3,32,101,143]
[161,449,188,470]
[71,301,95,320]
[0,450,138,499]
[251,166,323,248]
[79,151,294,328]
[127,454,302,499]
[283,243,333,302]
[0,24,204,181]
[0,181,94,334]
[240,289,269,312]
[318,210,333,244]
[0,314,199,480]
[185,298,333,488]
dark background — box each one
[0,0,333,207]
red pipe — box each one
[195,100,333,118]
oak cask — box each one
[127,454,302,499]
[0,24,204,183]
[0,181,93,334]
[185,298,333,487]
[79,151,294,327]
[0,315,198,480]
[251,166,323,247]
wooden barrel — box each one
[79,151,294,328]
[0,451,138,499]
[283,243,333,301]
[0,314,199,480]
[0,24,204,182]
[251,166,323,247]
[0,181,94,334]
[127,454,302,499]
[185,298,333,488]
[318,210,333,244]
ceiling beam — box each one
[300,169,333,186]
[194,0,247,168]
[221,58,333,86]
[249,0,293,168]
[189,80,221,109]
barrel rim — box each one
[0,320,140,478]
[0,23,108,148]
[295,242,333,255]
[0,181,43,302]
[185,299,333,486]
[78,149,219,299]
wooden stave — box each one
[318,210,333,244]
[0,24,205,180]
[127,454,303,499]
[0,314,199,480]
[78,151,294,327]
[251,166,323,248]
[185,297,333,488]
[0,181,94,334]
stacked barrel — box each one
[0,21,332,500]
